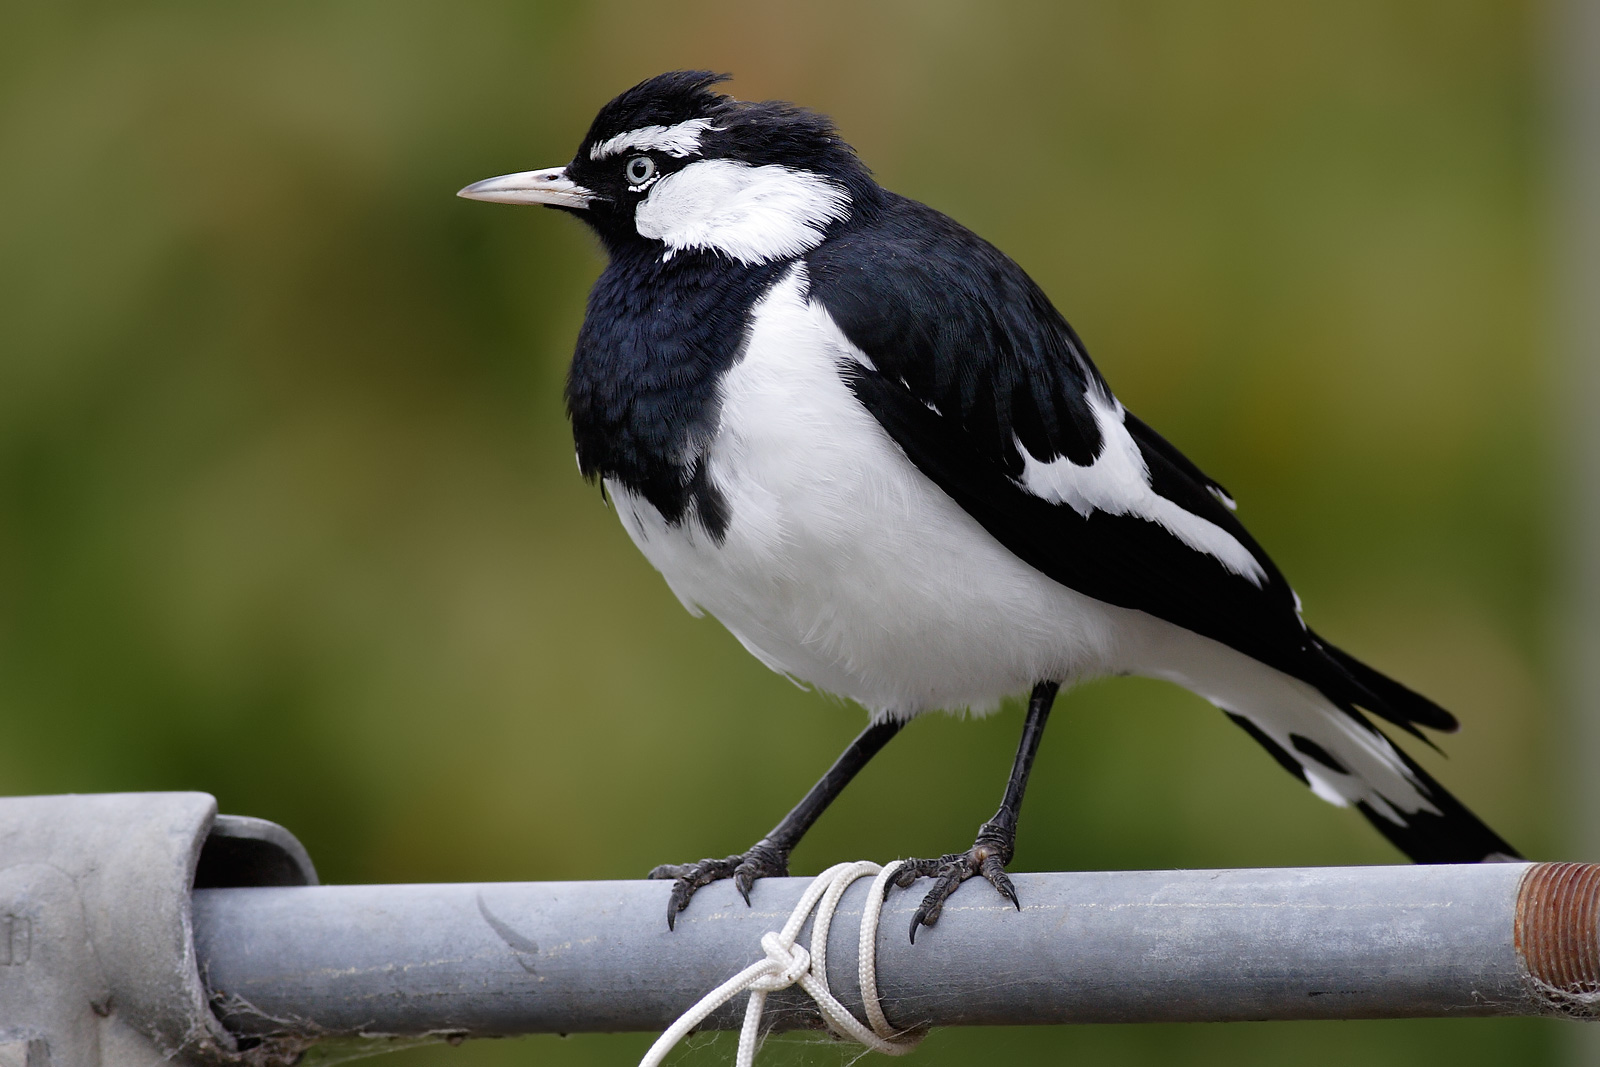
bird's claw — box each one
[890,821,1019,942]
[648,839,789,929]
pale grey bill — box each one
[456,166,593,208]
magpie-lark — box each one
[460,71,1520,939]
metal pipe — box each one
[192,862,1600,1043]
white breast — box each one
[607,264,1148,717]
[598,265,1443,833]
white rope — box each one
[638,860,923,1067]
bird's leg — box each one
[648,716,906,929]
[891,680,1060,943]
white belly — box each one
[607,265,1137,717]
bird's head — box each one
[459,71,878,265]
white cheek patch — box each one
[633,159,851,266]
[590,118,719,161]
[1015,393,1269,586]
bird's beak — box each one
[456,166,594,209]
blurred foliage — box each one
[0,0,1562,1064]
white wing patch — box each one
[1014,392,1268,586]
[634,159,851,266]
[589,118,720,161]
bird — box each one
[459,70,1520,941]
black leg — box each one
[891,680,1060,942]
[648,717,905,929]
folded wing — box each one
[805,193,1456,741]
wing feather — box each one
[807,193,1456,737]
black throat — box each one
[566,244,790,541]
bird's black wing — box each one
[806,194,1455,737]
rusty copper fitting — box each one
[1516,862,1600,1014]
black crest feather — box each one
[579,71,731,154]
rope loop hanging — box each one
[639,860,923,1067]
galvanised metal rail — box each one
[194,863,1600,1039]
[1,793,1596,1067]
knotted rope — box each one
[639,860,923,1067]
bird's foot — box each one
[889,819,1018,943]
[647,838,790,930]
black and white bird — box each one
[460,71,1520,939]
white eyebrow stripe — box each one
[590,118,720,161]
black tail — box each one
[1309,634,1457,741]
[1355,733,1522,863]
[1225,634,1521,864]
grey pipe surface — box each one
[192,863,1600,1042]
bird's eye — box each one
[625,156,656,186]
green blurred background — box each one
[0,0,1566,1063]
